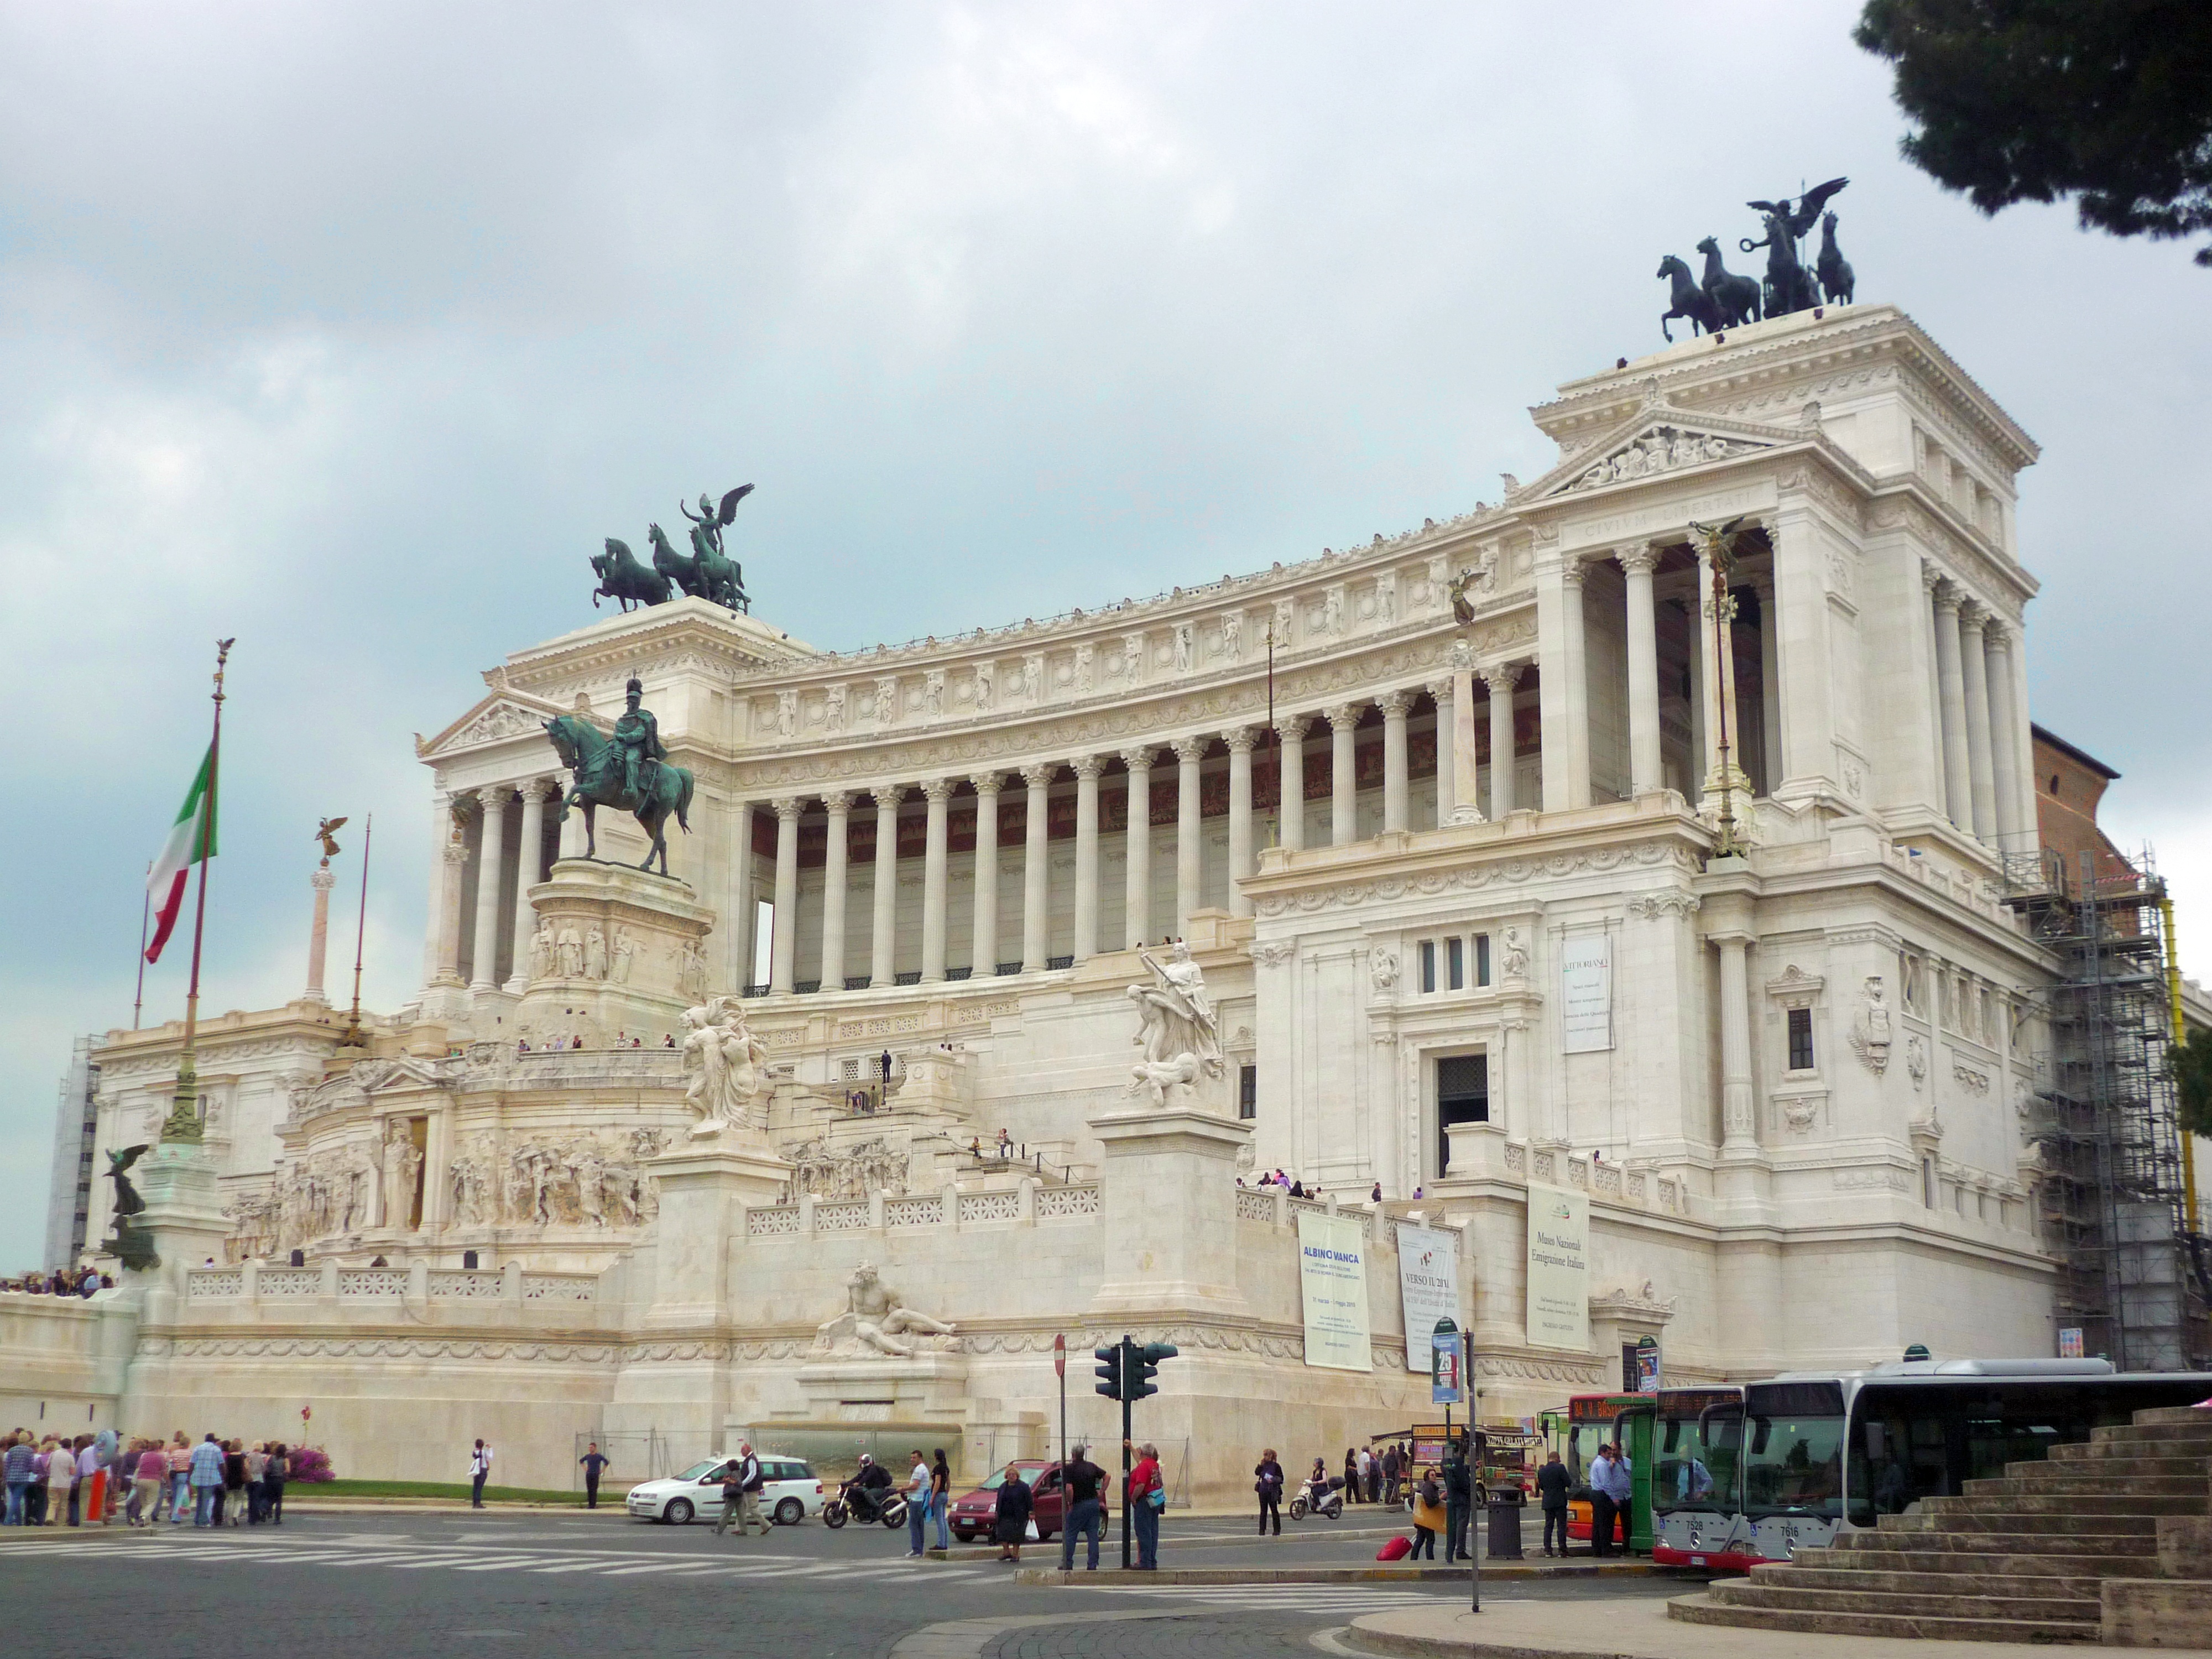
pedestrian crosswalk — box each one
[19,1538,984,1585]
[1096,1583,1462,1617]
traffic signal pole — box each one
[1121,1338,1135,1569]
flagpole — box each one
[163,638,233,1144]
[341,814,373,1048]
[133,863,152,1030]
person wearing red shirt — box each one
[1123,1440,1162,1570]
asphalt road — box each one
[0,1508,1683,1659]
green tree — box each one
[1854,1,2212,264]
[2172,1027,2212,1140]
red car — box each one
[946,1458,1113,1543]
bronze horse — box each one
[1817,210,1855,305]
[543,713,695,877]
[1696,237,1762,328]
[1657,255,1723,342]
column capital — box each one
[869,784,905,812]
[1378,688,1415,719]
[1922,560,1945,595]
[1615,543,1661,576]
[1324,702,1362,733]
[1481,662,1524,694]
[1560,555,1590,589]
[968,770,1005,796]
[821,790,854,813]
[1275,713,1311,742]
[1171,736,1209,765]
[1072,753,1108,780]
[1425,677,1453,705]
[1981,617,2013,653]
[1021,761,1057,790]
[921,776,957,804]
[1118,746,1155,772]
[1222,727,1258,756]
[311,864,337,893]
[524,775,564,802]
[771,796,806,822]
[1933,577,1964,614]
[441,835,468,867]
[1958,599,1990,632]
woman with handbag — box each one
[1408,1467,1446,1559]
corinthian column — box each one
[1021,763,1053,971]
[306,864,335,1003]
[820,791,852,991]
[1327,705,1360,844]
[1173,737,1206,934]
[1959,603,1997,843]
[1122,749,1154,948]
[969,773,1002,976]
[1379,691,1412,832]
[921,779,952,982]
[1073,755,1104,958]
[1618,544,1662,795]
[1484,665,1521,819]
[1933,582,1973,829]
[467,789,508,993]
[1274,717,1308,851]
[505,779,550,993]
[1984,623,2026,853]
[434,818,467,988]
[1225,729,1256,919]
[1426,677,1455,825]
[770,797,802,994]
[870,786,901,988]
[1562,559,1592,809]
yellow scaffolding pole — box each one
[2157,894,2200,1233]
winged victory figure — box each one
[315,817,348,860]
[679,484,754,612]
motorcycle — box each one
[821,1478,908,1530]
[1287,1473,1344,1521]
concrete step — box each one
[2103,1575,2212,1647]
[2033,1449,2210,1477]
[1710,1579,2098,1624]
[1751,1562,2107,1602]
[1914,1493,2198,1520]
[1667,1590,2099,1644]
[1833,1528,2158,1562]
[1966,1470,2210,1497]
[2092,1421,2212,1449]
[1815,1542,2157,1577]
[2130,1405,2212,1428]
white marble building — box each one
[56,304,2090,1496]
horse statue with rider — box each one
[1654,178,1853,343]
[543,678,695,878]
[587,483,753,614]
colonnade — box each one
[423,778,562,995]
[1923,568,2030,852]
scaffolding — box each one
[2005,847,2209,1370]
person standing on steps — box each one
[1253,1449,1284,1536]
[1058,1444,1107,1571]
[1536,1449,1571,1556]
[1125,1440,1162,1571]
[578,1443,611,1509]
[469,1439,493,1508]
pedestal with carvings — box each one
[509,858,716,1050]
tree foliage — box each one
[2173,1027,2212,1141]
[1855,1,2212,264]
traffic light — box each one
[1093,1343,1123,1400]
[1129,1340,1178,1401]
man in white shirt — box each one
[1354,1446,1373,1505]
[469,1440,493,1508]
[904,1449,931,1558]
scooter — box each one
[822,1478,909,1530]
[1287,1473,1344,1521]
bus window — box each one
[1656,1411,1739,1517]
[1744,1382,1845,1523]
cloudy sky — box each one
[3,2,2205,1270]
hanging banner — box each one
[1525,1182,1590,1352]
[1297,1211,1373,1373]
[1559,931,1613,1052]
[1395,1222,1463,1376]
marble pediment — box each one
[301,1055,463,1120]
[1519,394,1810,505]
[415,693,572,760]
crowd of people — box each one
[515,1031,677,1055]
[0,1267,109,1296]
[2,1430,295,1527]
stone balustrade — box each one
[185,1262,598,1305]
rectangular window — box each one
[1419,940,1436,994]
[752,898,774,988]
[1475,933,1491,987]
[1787,1007,1814,1071]
[1238,1064,1257,1121]
[1446,937,1464,991]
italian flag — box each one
[144,744,218,963]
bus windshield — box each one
[1655,1392,1741,1517]
[1744,1381,1845,1521]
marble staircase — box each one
[1668,1404,2212,1644]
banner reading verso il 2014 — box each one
[1395,1222,1462,1375]
[1296,1211,1373,1372]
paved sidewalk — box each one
[1343,1595,2212,1659]
[1017,1562,1658,1586]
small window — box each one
[1446,937,1464,991]
[1238,1063,1257,1121]
[1419,940,1436,993]
[1787,1007,1814,1071]
[1475,933,1491,987]
[2048,774,2060,795]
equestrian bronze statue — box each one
[544,679,695,877]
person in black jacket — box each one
[1535,1451,1572,1556]
[992,1467,1033,1563]
[1442,1447,1473,1564]
[1253,1449,1285,1536]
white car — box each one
[625,1455,826,1526]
